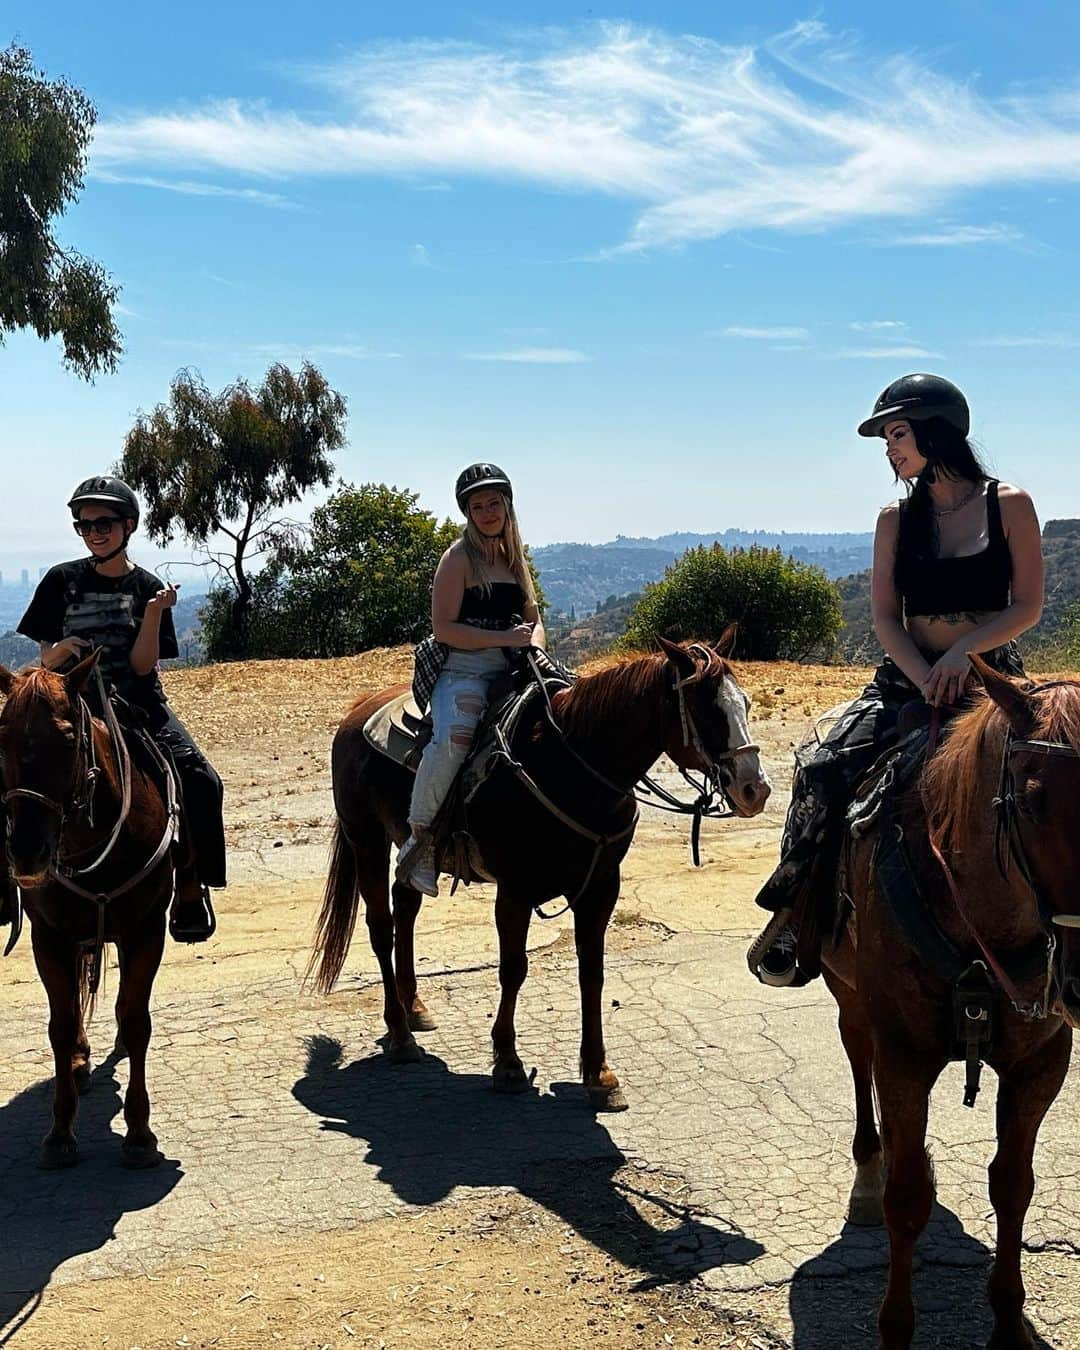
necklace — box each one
[932,482,981,517]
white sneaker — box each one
[747,910,799,987]
[396,834,439,898]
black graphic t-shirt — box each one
[18,559,179,707]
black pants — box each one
[141,702,227,889]
[754,642,1025,916]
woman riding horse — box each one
[10,476,225,941]
[748,374,1044,986]
[396,462,545,898]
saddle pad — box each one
[363,691,428,769]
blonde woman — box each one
[397,463,545,896]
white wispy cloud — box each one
[720,325,809,340]
[836,345,944,359]
[850,320,906,331]
[91,23,1080,250]
[159,338,402,361]
[91,170,298,210]
[410,243,432,267]
[464,347,591,364]
[886,224,1023,247]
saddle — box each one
[363,670,572,886]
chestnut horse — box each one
[0,654,178,1168]
[822,656,1080,1349]
[311,634,770,1108]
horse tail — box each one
[78,947,100,1022]
[308,821,362,995]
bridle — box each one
[926,686,1080,1021]
[2,668,179,988]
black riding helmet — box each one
[455,462,513,514]
[857,374,970,439]
[68,476,141,526]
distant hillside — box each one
[549,593,641,666]
[837,518,1080,661]
[534,529,873,614]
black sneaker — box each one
[757,926,798,987]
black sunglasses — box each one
[74,516,124,537]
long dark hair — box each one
[895,416,990,570]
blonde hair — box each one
[461,493,536,603]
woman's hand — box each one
[42,637,91,670]
[921,647,973,707]
[145,584,179,613]
[501,622,534,649]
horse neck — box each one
[553,659,669,788]
[934,732,1044,950]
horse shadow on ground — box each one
[0,1052,180,1345]
[292,1034,764,1290]
[789,1201,1060,1350]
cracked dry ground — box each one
[2,652,1079,1350]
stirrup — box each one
[169,886,217,944]
[746,908,798,987]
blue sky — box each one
[3,1,1080,581]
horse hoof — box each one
[38,1140,79,1170]
[122,1142,164,1170]
[846,1193,884,1226]
[588,1086,629,1113]
[385,1037,423,1065]
[492,1064,530,1094]
[408,1007,438,1032]
[74,1063,93,1095]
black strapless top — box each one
[896,480,1012,618]
[457,581,524,626]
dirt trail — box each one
[3,651,1078,1350]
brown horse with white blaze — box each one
[0,653,177,1168]
[822,656,1080,1350]
[311,632,770,1108]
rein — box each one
[2,670,180,990]
[528,647,760,869]
[925,691,1080,1023]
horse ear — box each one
[970,652,1036,736]
[713,623,737,659]
[0,665,12,697]
[657,635,697,678]
[63,649,101,699]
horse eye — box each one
[1018,778,1045,821]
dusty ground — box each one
[2,650,1078,1350]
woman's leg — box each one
[144,704,225,941]
[399,670,492,893]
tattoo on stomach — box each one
[921,612,983,625]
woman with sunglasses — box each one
[10,476,224,942]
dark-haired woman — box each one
[396,463,545,898]
[748,374,1044,987]
[8,476,225,943]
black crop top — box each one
[457,581,525,626]
[896,479,1012,618]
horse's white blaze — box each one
[717,674,770,793]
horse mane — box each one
[4,667,66,720]
[923,680,1080,851]
[552,643,729,739]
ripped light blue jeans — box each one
[408,647,507,829]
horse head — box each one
[657,627,771,818]
[0,652,100,888]
[973,654,1080,1027]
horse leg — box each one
[875,1051,939,1350]
[392,880,436,1032]
[116,919,167,1167]
[986,1027,1072,1350]
[491,888,531,1093]
[576,872,626,1112]
[824,966,883,1225]
[31,926,82,1168]
[113,941,128,1058]
[359,830,419,1063]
